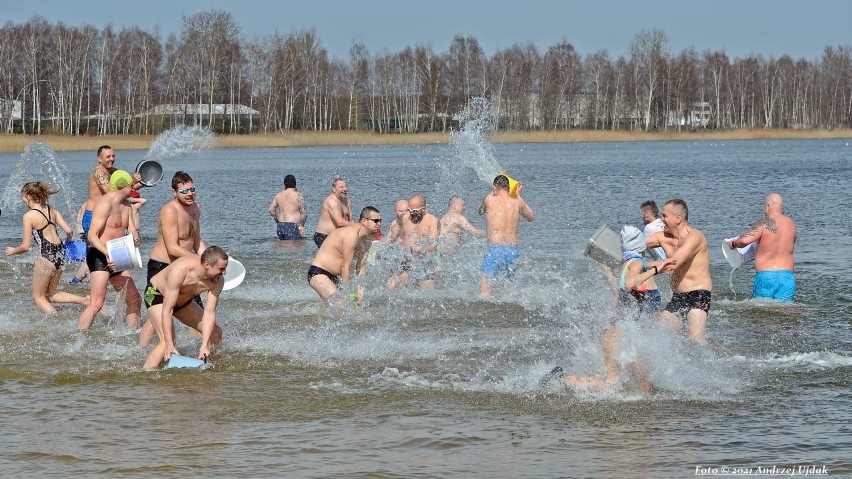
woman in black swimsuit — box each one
[4,182,89,313]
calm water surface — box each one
[1,139,850,477]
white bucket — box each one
[136,160,164,187]
[222,256,245,291]
[584,225,622,270]
[722,238,757,268]
[105,234,142,272]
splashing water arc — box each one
[145,125,215,162]
[0,142,78,220]
[448,97,504,183]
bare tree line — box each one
[1,11,851,135]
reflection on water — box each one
[1,139,850,476]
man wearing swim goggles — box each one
[140,171,219,349]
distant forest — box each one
[1,9,851,135]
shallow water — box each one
[1,139,850,477]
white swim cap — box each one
[620,225,645,253]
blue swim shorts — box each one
[277,222,302,240]
[480,244,520,280]
[753,270,796,302]
[82,210,93,234]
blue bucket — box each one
[166,354,207,369]
[64,240,87,262]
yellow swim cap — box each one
[110,170,133,190]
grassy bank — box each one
[1,129,850,153]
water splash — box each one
[1,142,78,220]
[445,97,504,184]
[145,125,215,162]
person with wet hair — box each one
[5,181,89,313]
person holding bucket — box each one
[477,174,535,296]
[77,170,142,331]
[4,181,89,313]
[727,193,797,302]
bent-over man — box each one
[308,206,381,302]
[142,247,228,368]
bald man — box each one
[728,193,797,302]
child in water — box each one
[4,181,89,313]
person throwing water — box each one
[728,193,797,302]
[645,199,712,344]
[477,175,534,296]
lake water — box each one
[1,139,850,477]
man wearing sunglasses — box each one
[478,175,535,296]
[139,171,222,349]
[387,194,440,290]
[308,206,382,302]
[313,178,354,248]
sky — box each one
[5,0,851,61]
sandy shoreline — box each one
[1,129,850,153]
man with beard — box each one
[313,178,353,248]
[387,194,440,290]
[142,246,229,368]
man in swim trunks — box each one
[139,171,208,347]
[308,206,381,302]
[478,175,534,296]
[387,194,440,290]
[645,199,712,344]
[728,193,797,302]
[141,246,228,368]
[269,174,307,240]
[439,195,486,254]
[77,170,142,331]
[313,178,353,248]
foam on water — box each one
[729,351,852,370]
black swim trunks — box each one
[307,264,340,286]
[86,247,120,277]
[664,289,712,319]
[313,232,328,248]
[143,282,196,311]
[147,258,204,309]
